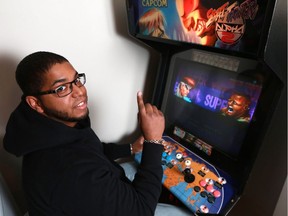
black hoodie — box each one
[4,101,164,216]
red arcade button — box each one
[199,180,207,187]
[206,185,215,193]
[213,190,221,198]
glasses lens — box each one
[56,73,86,97]
[76,74,86,87]
[56,83,72,97]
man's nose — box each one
[71,83,85,97]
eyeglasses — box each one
[35,73,86,98]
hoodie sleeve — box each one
[53,142,164,216]
[102,142,131,160]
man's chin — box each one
[75,107,89,118]
[77,109,89,121]
[63,109,89,123]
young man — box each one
[3,51,168,216]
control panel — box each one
[135,136,236,214]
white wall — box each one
[0,0,155,212]
[0,0,152,142]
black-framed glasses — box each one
[34,73,86,98]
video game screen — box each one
[161,53,262,158]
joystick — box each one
[182,168,191,175]
[184,173,195,183]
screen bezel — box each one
[160,49,283,181]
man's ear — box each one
[25,96,44,113]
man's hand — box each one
[131,136,144,154]
[137,91,165,141]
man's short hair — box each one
[16,51,68,96]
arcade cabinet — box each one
[126,0,286,215]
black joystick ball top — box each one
[183,168,191,175]
[184,173,195,183]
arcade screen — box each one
[161,50,262,159]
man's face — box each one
[37,62,88,127]
[224,94,249,118]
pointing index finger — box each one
[137,91,145,114]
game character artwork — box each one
[175,76,196,102]
[221,92,251,122]
[173,75,258,124]
[138,8,169,38]
[132,0,263,53]
[172,60,262,124]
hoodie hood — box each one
[3,100,91,157]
